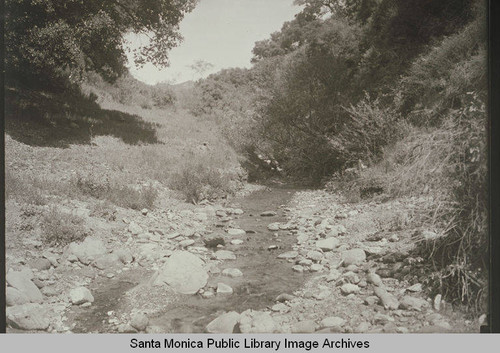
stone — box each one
[292,320,316,333]
[128,222,143,235]
[141,208,148,216]
[222,268,243,278]
[67,236,107,264]
[330,224,347,236]
[201,290,215,299]
[316,238,340,251]
[326,269,341,282]
[6,287,30,306]
[341,249,366,266]
[271,303,288,312]
[366,272,383,287]
[114,248,133,264]
[399,296,429,311]
[232,209,244,215]
[231,239,244,245]
[216,283,233,295]
[260,211,277,217]
[343,271,360,284]
[267,223,281,231]
[214,250,236,260]
[275,293,294,302]
[374,313,394,325]
[433,294,442,311]
[310,264,324,272]
[277,251,298,259]
[314,290,330,300]
[93,253,120,270]
[306,250,324,262]
[153,251,208,294]
[206,311,240,333]
[6,303,49,331]
[28,258,52,271]
[117,324,137,333]
[131,313,149,331]
[374,287,400,310]
[238,310,276,333]
[364,296,379,306]
[179,239,195,247]
[268,245,278,250]
[70,287,94,305]
[292,265,304,273]
[227,229,246,236]
[6,270,43,303]
[407,283,423,292]
[320,317,345,329]
[204,234,225,248]
[340,283,360,295]
[167,232,181,239]
[354,322,370,333]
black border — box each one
[1,0,7,335]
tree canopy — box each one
[5,0,197,87]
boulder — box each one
[216,283,233,295]
[204,234,225,248]
[113,248,134,264]
[130,313,149,331]
[67,236,106,264]
[275,293,294,302]
[260,211,277,217]
[341,249,366,266]
[374,287,399,310]
[227,229,246,236]
[70,287,94,305]
[306,250,323,262]
[28,258,52,271]
[222,268,243,278]
[6,270,43,303]
[267,223,281,231]
[6,303,49,331]
[93,253,121,270]
[153,251,208,294]
[366,272,383,287]
[231,239,244,245]
[6,287,30,306]
[277,251,298,260]
[399,296,429,311]
[179,239,195,247]
[128,222,143,235]
[214,250,236,260]
[340,283,360,295]
[316,238,340,251]
[238,310,276,333]
[206,312,240,333]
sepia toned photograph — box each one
[4,0,489,335]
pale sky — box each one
[125,0,302,85]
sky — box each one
[125,0,302,85]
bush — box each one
[41,206,88,246]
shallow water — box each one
[71,186,309,333]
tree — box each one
[5,0,197,88]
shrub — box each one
[41,206,88,246]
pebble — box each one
[216,283,233,295]
[340,283,360,295]
[227,229,246,236]
[260,211,277,217]
[231,239,244,245]
[292,265,304,273]
[222,268,243,278]
[267,223,281,231]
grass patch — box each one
[41,206,89,246]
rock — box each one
[316,238,340,251]
[306,250,324,262]
[227,229,246,236]
[67,236,107,263]
[298,259,313,266]
[310,264,324,272]
[239,310,276,333]
[194,212,208,221]
[354,322,370,333]
[343,271,360,284]
[366,272,383,287]
[374,287,399,310]
[374,313,394,325]
[201,290,215,299]
[141,208,148,216]
[216,283,233,295]
[335,213,348,219]
[28,258,52,271]
[407,283,423,292]
[292,265,304,273]
[222,268,243,278]
[364,296,379,305]
[271,303,289,312]
[267,223,281,231]
[6,287,30,306]
[340,283,360,295]
[396,326,409,333]
[433,294,442,311]
[268,245,278,250]
[179,239,195,247]
[93,253,120,270]
[214,250,236,260]
[422,230,439,240]
[341,249,366,266]
[206,312,240,333]
[167,232,181,239]
[275,293,294,302]
[320,317,345,329]
[231,239,244,245]
[128,222,143,235]
[113,248,133,264]
[131,313,149,331]
[277,251,298,259]
[399,296,429,311]
[70,287,94,305]
[326,269,341,282]
[6,303,49,330]
[389,234,399,242]
[232,209,244,215]
[261,211,277,217]
[216,210,227,217]
[117,324,138,333]
[292,320,316,333]
[6,270,43,303]
[204,234,225,248]
[153,251,208,294]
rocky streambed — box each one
[5,186,482,333]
